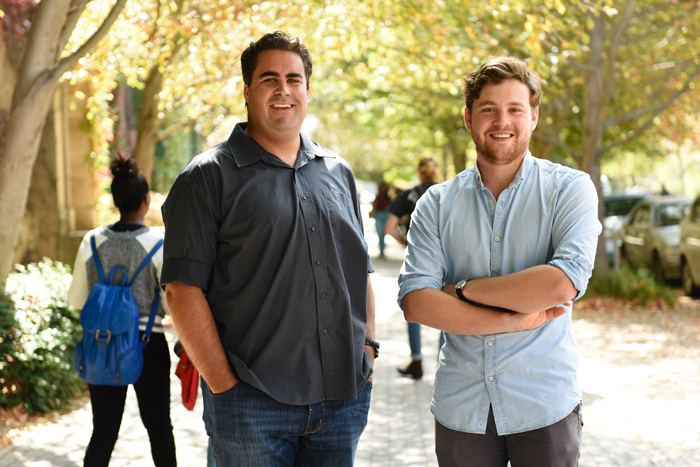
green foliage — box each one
[583,267,676,308]
[0,259,85,415]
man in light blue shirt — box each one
[398,57,601,466]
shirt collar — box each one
[226,122,333,168]
[473,151,534,190]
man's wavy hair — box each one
[241,31,313,89]
[463,56,541,114]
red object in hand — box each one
[174,347,199,411]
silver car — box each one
[620,197,692,282]
[679,195,700,297]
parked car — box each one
[679,195,700,297]
[603,193,653,263]
[620,196,692,282]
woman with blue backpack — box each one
[68,156,176,467]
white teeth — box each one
[273,104,292,108]
[492,134,511,139]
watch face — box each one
[456,279,467,289]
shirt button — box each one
[488,376,494,382]
[302,195,308,200]
[487,341,493,346]
[489,202,494,207]
[323,328,328,334]
[316,260,321,265]
[321,293,326,299]
[493,273,498,277]
[311,226,316,232]
[494,236,500,242]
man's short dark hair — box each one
[463,56,542,113]
[241,31,313,88]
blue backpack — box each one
[75,235,163,386]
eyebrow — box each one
[476,100,527,108]
[258,71,304,80]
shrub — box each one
[583,267,676,308]
[0,259,85,415]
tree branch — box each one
[602,65,700,152]
[52,0,129,80]
[531,130,581,165]
[57,0,90,59]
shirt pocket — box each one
[322,188,363,244]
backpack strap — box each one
[90,235,108,285]
[140,287,160,348]
[127,239,164,287]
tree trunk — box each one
[132,66,164,185]
[580,12,609,276]
[0,0,128,288]
[14,108,61,266]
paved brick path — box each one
[1,215,699,466]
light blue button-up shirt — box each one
[398,153,601,435]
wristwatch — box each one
[455,279,469,302]
[364,338,380,358]
[455,279,517,313]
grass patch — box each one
[583,267,676,308]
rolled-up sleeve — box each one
[397,189,446,309]
[160,170,220,292]
[548,173,602,300]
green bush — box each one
[583,267,676,308]
[0,259,85,415]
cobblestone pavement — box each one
[1,217,699,466]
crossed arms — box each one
[402,264,576,336]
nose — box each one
[493,111,510,128]
[275,81,291,96]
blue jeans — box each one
[202,380,372,467]
[408,322,446,359]
[374,211,389,255]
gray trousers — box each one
[435,404,583,467]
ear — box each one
[244,84,249,103]
[306,84,311,102]
[531,106,539,130]
[464,107,472,131]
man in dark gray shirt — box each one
[161,31,376,466]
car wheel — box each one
[652,252,665,283]
[682,261,700,298]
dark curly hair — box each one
[109,155,149,214]
[241,31,312,88]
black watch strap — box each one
[455,279,517,313]
[364,338,380,358]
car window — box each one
[692,200,700,222]
[633,206,651,225]
[655,203,690,226]
[604,197,645,217]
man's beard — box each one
[472,130,531,166]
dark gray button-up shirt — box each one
[161,123,373,405]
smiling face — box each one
[464,79,538,167]
[244,49,310,145]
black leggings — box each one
[84,332,177,467]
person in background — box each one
[68,156,176,467]
[372,182,393,258]
[387,157,441,380]
[161,31,376,466]
[399,56,600,466]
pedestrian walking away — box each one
[160,31,377,467]
[68,156,176,467]
[387,157,443,380]
[372,181,393,259]
[398,56,601,466]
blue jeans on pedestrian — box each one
[374,211,389,256]
[202,379,372,467]
[408,322,446,359]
